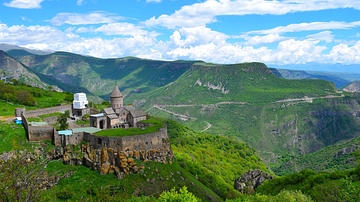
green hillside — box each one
[13,52,197,99]
[124,62,360,173]
[4,51,360,175]
[275,135,360,175]
[0,114,269,201]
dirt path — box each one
[276,94,344,103]
[201,121,212,132]
[0,116,14,122]
[153,105,197,121]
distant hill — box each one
[273,69,352,89]
[0,43,52,55]
[272,63,360,73]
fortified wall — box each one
[16,105,72,118]
[84,125,168,151]
[20,110,55,142]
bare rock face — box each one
[234,169,273,193]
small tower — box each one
[110,85,123,110]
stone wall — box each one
[25,105,72,118]
[28,125,55,142]
[83,125,168,152]
[21,110,54,142]
[54,132,84,147]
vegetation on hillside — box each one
[167,119,270,199]
[0,80,72,113]
[256,167,360,202]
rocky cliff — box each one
[58,139,174,180]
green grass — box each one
[0,121,36,153]
[95,118,164,137]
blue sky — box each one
[0,0,360,65]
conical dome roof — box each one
[110,86,122,98]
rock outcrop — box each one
[60,138,173,180]
[234,169,273,193]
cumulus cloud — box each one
[0,23,76,45]
[170,26,227,47]
[325,41,360,63]
[4,0,44,9]
[49,12,123,26]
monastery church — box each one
[75,85,147,130]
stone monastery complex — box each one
[88,86,147,130]
[16,85,173,177]
[16,85,171,155]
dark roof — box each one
[115,106,135,114]
[101,107,115,115]
[110,86,123,98]
[129,110,147,118]
[107,114,118,119]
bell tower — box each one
[110,84,123,110]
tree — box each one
[0,151,56,201]
[15,90,36,106]
[57,110,70,130]
[158,186,200,202]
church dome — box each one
[110,86,123,98]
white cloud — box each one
[241,34,288,45]
[4,0,43,9]
[247,21,360,35]
[94,23,155,37]
[170,26,227,47]
[0,23,76,45]
[144,0,360,29]
[306,31,334,43]
[50,12,123,26]
[325,41,360,63]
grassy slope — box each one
[0,84,72,116]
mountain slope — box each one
[13,52,197,100]
[343,81,360,92]
[0,50,49,89]
[125,62,360,173]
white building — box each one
[73,93,89,109]
[72,93,90,117]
